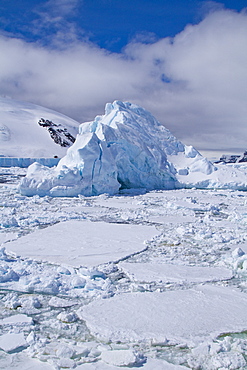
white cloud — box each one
[31,0,85,46]
[34,0,79,22]
[0,8,247,156]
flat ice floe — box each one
[77,358,188,369]
[119,262,233,283]
[80,285,247,346]
[5,220,159,267]
[0,232,18,245]
[0,313,33,325]
[0,353,53,370]
[0,333,27,353]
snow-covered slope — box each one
[0,97,79,158]
[19,100,247,196]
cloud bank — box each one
[0,8,247,156]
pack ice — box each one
[2,166,247,369]
[19,100,228,197]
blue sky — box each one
[0,0,247,156]
[1,0,246,51]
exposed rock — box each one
[38,118,76,147]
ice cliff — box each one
[19,101,218,196]
[0,157,59,168]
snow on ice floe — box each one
[119,262,233,284]
[5,220,159,267]
[77,358,188,369]
[0,313,33,326]
[0,96,79,158]
[76,353,188,369]
[0,232,18,245]
[0,333,28,353]
[0,353,53,370]
[80,285,247,346]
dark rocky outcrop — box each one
[216,151,247,164]
[38,118,76,147]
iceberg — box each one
[19,101,214,196]
[19,100,247,196]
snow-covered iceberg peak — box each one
[19,101,215,197]
[80,101,185,156]
[73,100,184,189]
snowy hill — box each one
[19,100,220,197]
[0,97,79,158]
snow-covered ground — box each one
[1,167,247,369]
[0,97,79,158]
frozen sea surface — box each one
[1,167,247,369]
[5,220,159,267]
[80,285,247,345]
[118,262,234,284]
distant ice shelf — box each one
[0,157,60,168]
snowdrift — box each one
[0,97,79,158]
[19,101,247,196]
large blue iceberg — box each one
[21,101,245,197]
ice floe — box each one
[0,313,33,326]
[5,220,159,267]
[77,358,188,369]
[0,333,28,353]
[0,353,54,369]
[119,262,233,284]
[80,285,247,345]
